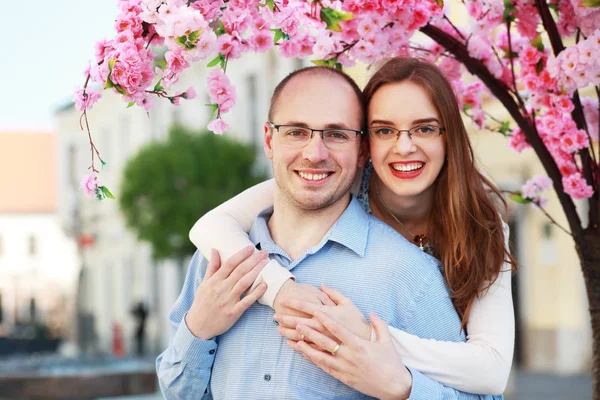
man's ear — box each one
[357,136,369,168]
[264,122,274,160]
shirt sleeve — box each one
[407,368,503,400]
[188,179,294,308]
[386,221,514,395]
[156,252,218,400]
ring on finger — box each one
[331,343,340,356]
[300,334,305,341]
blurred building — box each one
[55,52,304,354]
[0,132,78,339]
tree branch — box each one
[420,23,583,234]
[535,0,598,228]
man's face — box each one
[264,74,366,211]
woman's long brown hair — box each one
[363,58,517,329]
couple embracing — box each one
[156,57,516,399]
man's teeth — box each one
[392,163,424,172]
[299,172,329,180]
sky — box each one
[1,1,119,131]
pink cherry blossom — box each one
[73,87,102,111]
[563,172,594,200]
[208,118,229,135]
[81,173,99,198]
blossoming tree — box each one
[75,0,600,392]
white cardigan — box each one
[189,178,514,395]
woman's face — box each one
[368,81,446,201]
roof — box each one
[0,131,57,213]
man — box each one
[156,67,494,399]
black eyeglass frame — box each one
[268,122,365,139]
[367,126,445,140]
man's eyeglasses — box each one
[268,122,364,150]
[368,125,444,142]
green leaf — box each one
[155,60,167,70]
[582,0,600,7]
[548,2,558,12]
[311,59,337,68]
[272,28,284,43]
[154,79,164,92]
[101,159,107,168]
[498,121,511,134]
[188,30,203,43]
[108,58,116,72]
[207,54,223,68]
[105,76,116,90]
[205,103,219,120]
[127,101,136,108]
[334,62,343,71]
[100,186,115,200]
[509,192,533,205]
[536,59,544,75]
[503,0,516,23]
[214,20,226,36]
[531,35,544,52]
[114,84,128,96]
[320,8,354,32]
[463,103,473,112]
[265,0,275,11]
[175,35,188,47]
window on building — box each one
[28,235,37,256]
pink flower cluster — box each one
[547,31,600,94]
[521,175,553,208]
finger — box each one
[214,245,258,280]
[234,282,267,314]
[314,310,361,347]
[278,326,303,341]
[296,324,339,354]
[226,250,268,285]
[318,291,336,306]
[273,314,320,330]
[370,312,392,343]
[204,249,221,280]
[279,298,322,316]
[320,284,349,306]
[231,258,269,298]
[295,340,346,373]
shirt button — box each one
[209,349,215,355]
[264,374,271,381]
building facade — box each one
[0,132,78,340]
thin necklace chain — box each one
[375,178,427,251]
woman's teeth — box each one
[391,163,424,172]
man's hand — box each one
[274,280,335,318]
[185,246,269,340]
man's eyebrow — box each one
[370,118,441,126]
[278,121,355,129]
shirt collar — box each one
[249,195,369,259]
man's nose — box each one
[394,132,417,156]
[302,133,330,163]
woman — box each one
[190,57,516,395]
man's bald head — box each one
[268,67,366,129]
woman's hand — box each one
[274,284,371,342]
[273,280,335,318]
[290,311,413,400]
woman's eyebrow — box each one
[370,119,395,125]
[412,118,440,125]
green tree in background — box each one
[119,125,266,264]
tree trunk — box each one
[577,229,600,398]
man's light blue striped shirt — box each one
[156,196,502,400]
